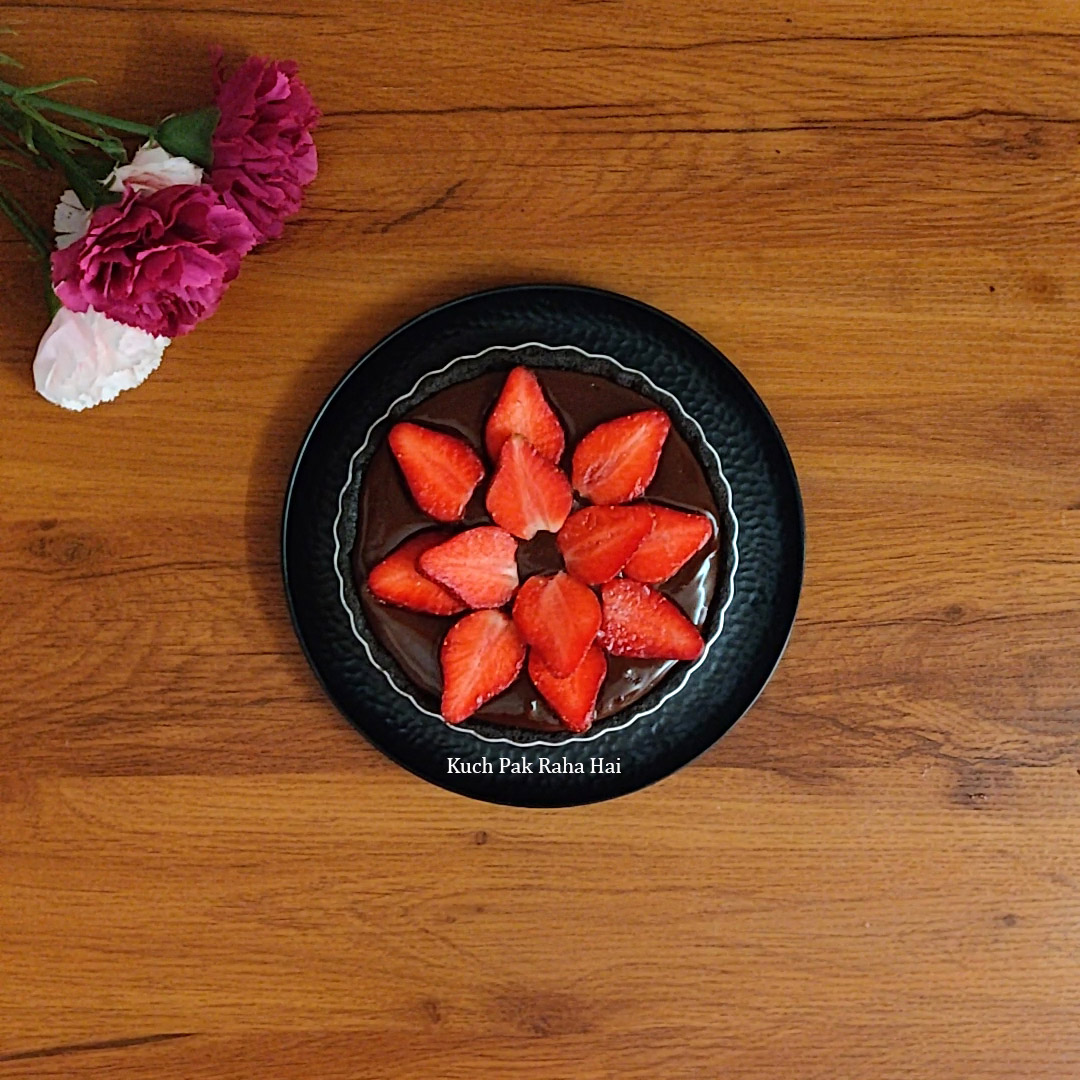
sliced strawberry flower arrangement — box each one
[366,366,715,734]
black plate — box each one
[282,284,803,806]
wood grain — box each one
[1,1,1078,1076]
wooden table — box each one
[2,2,1078,1076]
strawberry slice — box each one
[366,531,466,616]
[571,409,671,505]
[485,366,565,464]
[440,610,526,723]
[556,505,653,585]
[624,505,714,584]
[512,571,601,677]
[598,579,704,661]
[418,526,519,609]
[485,435,573,540]
[388,421,485,522]
[528,644,607,733]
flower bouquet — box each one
[0,35,319,410]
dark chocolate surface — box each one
[353,369,721,731]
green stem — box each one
[43,274,61,317]
[0,77,154,136]
[17,99,114,153]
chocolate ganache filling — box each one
[354,368,722,733]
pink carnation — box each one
[210,50,320,243]
[51,185,256,338]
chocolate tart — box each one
[340,344,738,745]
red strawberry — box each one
[624,505,714,584]
[388,421,485,522]
[418,526,519,609]
[485,366,565,464]
[598,579,704,661]
[367,532,466,616]
[485,435,573,540]
[556,505,653,585]
[529,645,607,733]
[512,571,601,677]
[440,610,526,723]
[571,409,671,505]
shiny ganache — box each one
[354,368,723,733]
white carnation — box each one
[33,307,170,411]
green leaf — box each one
[155,106,219,168]
[28,117,119,209]
[0,73,154,136]
[0,102,47,167]
[0,154,27,171]
[95,131,127,162]
[12,97,111,156]
[19,114,34,152]
[0,53,20,68]
[14,76,94,96]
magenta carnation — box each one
[209,50,320,243]
[51,185,256,338]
